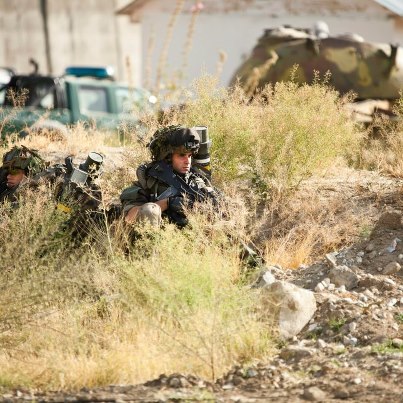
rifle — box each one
[56,152,103,214]
[147,160,216,227]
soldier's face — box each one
[172,152,192,174]
[6,168,25,188]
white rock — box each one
[387,298,398,307]
[342,335,350,345]
[350,336,358,345]
[363,289,374,298]
[352,378,362,385]
[329,266,359,290]
[322,277,331,286]
[328,283,335,291]
[392,338,403,348]
[384,278,396,286]
[316,339,327,349]
[343,335,357,346]
[262,271,276,285]
[315,282,325,292]
[252,269,276,288]
[365,243,375,252]
[383,262,401,275]
[359,294,368,302]
[372,313,380,321]
[348,322,357,332]
[260,281,317,339]
[341,297,354,304]
[303,386,327,401]
[325,253,337,267]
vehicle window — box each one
[116,87,148,114]
[78,86,108,114]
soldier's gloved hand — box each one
[168,195,186,214]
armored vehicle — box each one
[230,23,403,122]
[0,66,157,138]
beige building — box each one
[1,0,403,89]
[117,0,403,88]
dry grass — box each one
[354,120,403,178]
[261,186,372,268]
[352,97,403,178]
[3,124,119,162]
[0,76,392,390]
[0,189,271,389]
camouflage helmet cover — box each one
[1,145,47,175]
[148,125,200,161]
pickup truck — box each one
[0,66,157,138]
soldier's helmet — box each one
[148,125,200,161]
[1,145,47,176]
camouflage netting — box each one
[230,24,403,101]
[1,145,48,175]
[148,126,200,161]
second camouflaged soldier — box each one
[0,145,48,206]
[120,125,218,228]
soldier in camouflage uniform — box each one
[121,125,218,228]
[0,145,48,205]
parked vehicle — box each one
[0,66,157,138]
[0,67,15,104]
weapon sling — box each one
[147,161,206,201]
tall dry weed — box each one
[353,104,403,178]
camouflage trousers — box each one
[136,202,162,227]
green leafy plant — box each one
[394,313,403,324]
[328,317,347,332]
[371,340,403,354]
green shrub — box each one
[157,76,361,192]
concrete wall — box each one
[0,0,142,84]
[0,0,47,74]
